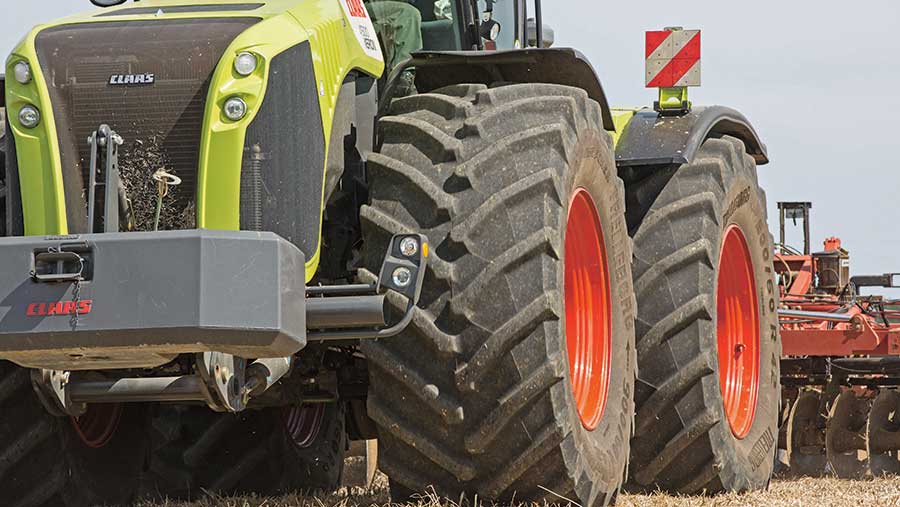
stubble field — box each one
[135,475,900,507]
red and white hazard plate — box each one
[645,29,701,88]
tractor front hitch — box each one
[7,232,428,415]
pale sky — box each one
[3,1,900,294]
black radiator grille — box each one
[240,42,326,257]
[34,18,259,232]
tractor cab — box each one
[365,0,521,63]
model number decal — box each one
[27,300,93,317]
[345,0,367,17]
[723,186,751,224]
[338,0,384,62]
[749,426,775,470]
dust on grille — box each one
[34,18,259,232]
[119,136,195,230]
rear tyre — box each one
[0,362,148,507]
[626,136,780,493]
[144,402,346,499]
[362,83,636,506]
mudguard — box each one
[401,48,616,131]
[615,106,769,167]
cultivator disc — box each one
[867,389,900,476]
[826,391,870,478]
[786,390,828,476]
[784,388,900,478]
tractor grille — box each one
[240,42,326,257]
[34,18,259,232]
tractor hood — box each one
[33,1,308,26]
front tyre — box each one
[626,136,780,493]
[0,362,148,507]
[362,83,636,506]
[145,402,346,498]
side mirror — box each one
[91,0,128,7]
[526,18,555,48]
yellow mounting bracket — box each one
[655,86,691,115]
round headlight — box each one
[223,97,247,121]
[234,52,258,76]
[392,267,413,288]
[399,237,419,257]
[18,105,40,129]
[13,61,32,84]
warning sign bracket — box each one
[655,86,691,115]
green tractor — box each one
[0,1,779,505]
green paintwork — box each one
[657,86,690,111]
[4,0,384,282]
[609,108,637,148]
[5,50,69,234]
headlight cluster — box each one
[391,236,424,288]
[223,52,258,121]
[11,61,40,128]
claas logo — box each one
[26,300,93,317]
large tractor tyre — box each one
[361,83,636,506]
[0,362,149,507]
[144,402,346,499]
[626,136,780,493]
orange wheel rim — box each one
[564,188,612,431]
[716,225,760,439]
[71,404,122,449]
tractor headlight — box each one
[13,61,32,84]
[399,237,419,257]
[18,105,40,128]
[392,267,412,288]
[223,97,247,121]
[234,52,258,76]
